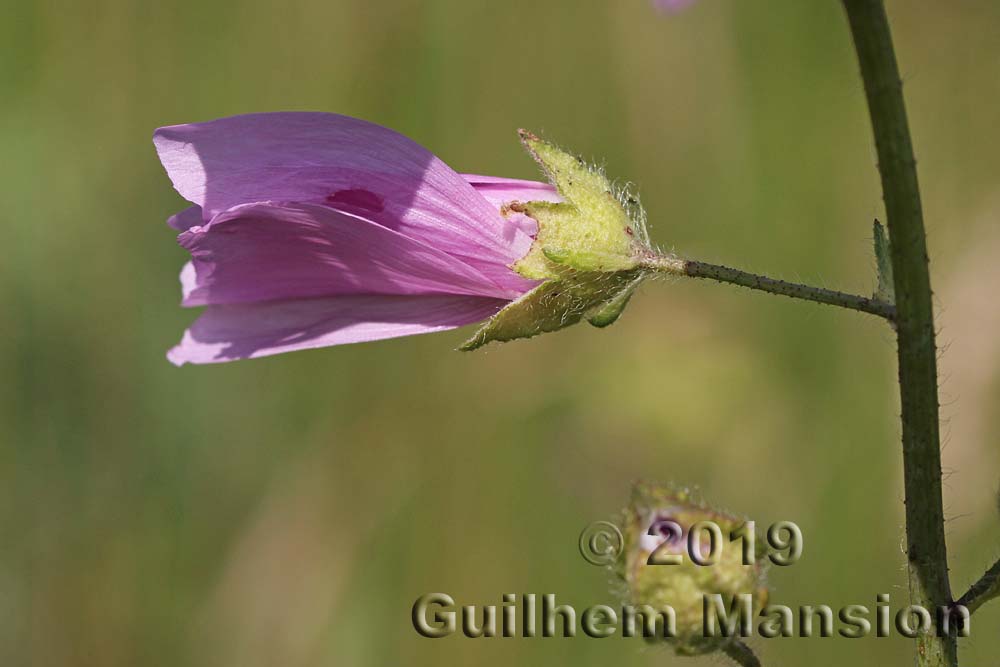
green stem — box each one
[722,640,761,667]
[646,255,895,320]
[957,557,1000,615]
[842,2,955,665]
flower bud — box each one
[618,482,769,655]
[461,132,653,350]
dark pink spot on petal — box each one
[325,188,385,214]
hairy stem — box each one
[646,255,895,320]
[957,557,1000,615]
[722,640,761,667]
[842,1,955,665]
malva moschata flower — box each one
[154,112,653,365]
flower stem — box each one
[722,640,761,667]
[842,1,955,665]
[645,255,895,320]
[957,556,1000,615]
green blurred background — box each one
[3,0,999,665]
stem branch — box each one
[957,557,1000,615]
[646,255,895,320]
[842,1,955,665]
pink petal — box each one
[167,293,506,365]
[153,112,534,283]
[178,202,519,306]
[167,205,204,231]
[179,260,198,302]
[462,174,561,208]
[166,179,560,233]
[462,174,561,238]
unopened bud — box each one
[617,482,769,655]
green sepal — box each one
[518,129,648,245]
[586,276,644,328]
[511,132,649,282]
[459,270,642,351]
[461,131,656,351]
[510,201,584,279]
[873,219,895,304]
[542,247,640,274]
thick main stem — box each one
[842,1,955,665]
[646,255,895,320]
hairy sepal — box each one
[460,269,643,351]
[462,132,653,350]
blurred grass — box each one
[2,1,999,665]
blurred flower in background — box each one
[652,0,698,14]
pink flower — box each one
[154,112,558,365]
